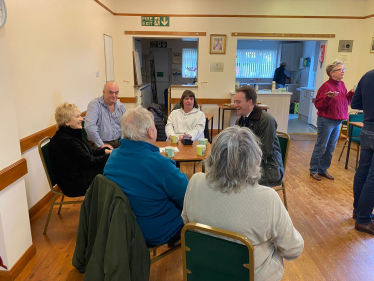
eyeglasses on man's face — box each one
[333,67,346,73]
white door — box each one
[150,49,171,106]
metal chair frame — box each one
[273,131,290,210]
[338,113,363,171]
[181,223,255,281]
[38,136,83,234]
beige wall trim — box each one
[9,244,36,280]
[93,0,114,15]
[125,31,206,36]
[0,159,28,192]
[29,189,60,218]
[19,111,86,154]
[119,97,136,103]
[94,1,372,20]
[232,32,335,38]
[170,98,231,104]
[118,13,364,20]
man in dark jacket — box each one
[273,62,291,89]
[351,69,374,235]
[234,86,284,187]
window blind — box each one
[182,49,197,78]
[236,49,277,78]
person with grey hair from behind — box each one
[182,126,304,281]
[104,106,188,247]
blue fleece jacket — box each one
[104,139,188,245]
[351,69,374,132]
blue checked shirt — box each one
[85,96,126,147]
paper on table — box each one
[159,147,180,153]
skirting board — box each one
[0,244,36,281]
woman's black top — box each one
[48,126,109,197]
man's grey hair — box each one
[205,126,262,193]
[326,59,344,77]
[121,106,154,141]
[280,61,287,67]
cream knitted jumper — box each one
[182,173,304,281]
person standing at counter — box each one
[351,69,374,235]
[273,62,291,89]
[309,60,354,181]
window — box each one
[236,49,277,78]
[182,49,197,78]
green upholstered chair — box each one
[181,223,255,281]
[273,132,290,210]
[338,113,364,170]
[38,137,83,234]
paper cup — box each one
[199,138,208,147]
[197,145,206,156]
[171,135,179,144]
[165,146,175,158]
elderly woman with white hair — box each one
[49,102,111,197]
[182,126,304,281]
[309,59,354,181]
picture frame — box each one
[210,34,226,54]
[371,37,374,53]
[172,53,182,64]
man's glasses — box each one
[333,68,346,72]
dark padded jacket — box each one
[273,66,287,86]
[73,175,150,281]
[148,103,167,141]
[236,106,284,187]
[48,126,109,197]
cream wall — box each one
[5,0,118,208]
[0,23,32,269]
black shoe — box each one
[310,173,321,181]
[318,172,334,180]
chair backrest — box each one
[81,120,88,142]
[181,223,255,281]
[172,102,181,111]
[38,137,58,191]
[276,132,290,171]
[348,113,364,138]
[203,118,211,143]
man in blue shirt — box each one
[104,106,188,246]
[351,69,374,235]
[85,82,126,149]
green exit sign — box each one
[141,16,170,27]
[157,72,164,77]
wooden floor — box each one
[15,137,374,281]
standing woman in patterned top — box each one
[310,60,354,181]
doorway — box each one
[151,48,171,105]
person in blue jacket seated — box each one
[49,103,112,197]
[104,106,189,246]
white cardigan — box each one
[165,108,206,141]
[182,173,304,281]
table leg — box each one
[345,123,353,169]
[210,116,213,142]
[202,161,205,173]
[218,108,221,133]
[222,109,225,132]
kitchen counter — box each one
[257,90,292,95]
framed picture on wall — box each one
[371,37,374,53]
[210,34,226,54]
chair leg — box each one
[338,140,348,161]
[58,195,65,214]
[43,195,58,235]
[282,183,288,210]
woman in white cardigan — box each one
[182,126,304,281]
[165,90,206,141]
